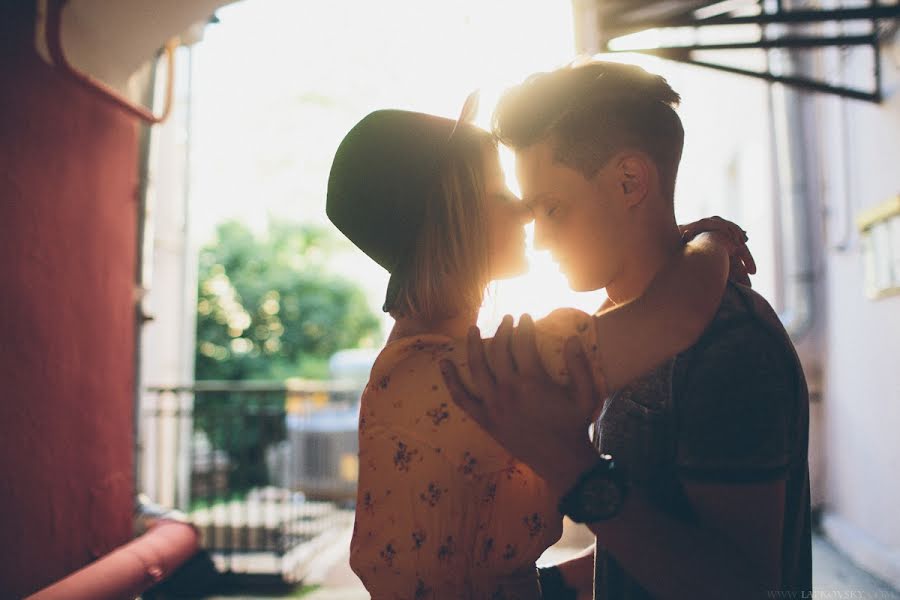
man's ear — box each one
[616,153,651,207]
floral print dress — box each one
[350,309,605,599]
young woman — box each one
[326,107,748,599]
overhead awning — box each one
[572,0,900,102]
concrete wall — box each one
[814,24,900,589]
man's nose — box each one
[519,202,535,225]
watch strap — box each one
[537,565,577,600]
[557,453,624,523]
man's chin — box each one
[564,272,606,293]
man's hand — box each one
[439,313,600,496]
[680,216,756,287]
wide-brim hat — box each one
[326,94,479,312]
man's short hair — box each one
[492,61,685,199]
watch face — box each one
[559,456,627,523]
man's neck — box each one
[605,220,683,306]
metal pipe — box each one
[605,4,886,103]
[44,0,177,124]
[148,379,362,394]
[609,4,900,33]
[648,55,881,102]
[25,520,199,600]
[765,0,818,341]
[630,33,877,51]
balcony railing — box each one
[140,380,361,583]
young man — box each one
[441,62,811,599]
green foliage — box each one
[195,220,382,381]
[191,221,381,494]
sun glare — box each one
[191,0,609,337]
[486,145,602,329]
[607,28,665,52]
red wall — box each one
[0,3,138,596]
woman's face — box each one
[482,146,532,280]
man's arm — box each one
[604,321,794,598]
[540,545,595,599]
[439,314,795,600]
[557,546,595,600]
[659,320,795,594]
[680,479,786,587]
[585,480,784,600]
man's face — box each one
[516,140,631,292]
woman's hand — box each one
[680,216,757,287]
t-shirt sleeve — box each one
[675,319,798,483]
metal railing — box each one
[139,380,361,582]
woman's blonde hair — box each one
[390,127,496,322]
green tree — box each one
[192,221,382,495]
[195,220,382,381]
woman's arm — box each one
[350,421,469,593]
[591,231,730,394]
[479,232,736,399]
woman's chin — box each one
[491,258,529,281]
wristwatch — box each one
[557,453,627,523]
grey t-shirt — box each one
[592,282,812,599]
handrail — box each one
[25,519,199,600]
[147,379,364,394]
[44,0,177,124]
